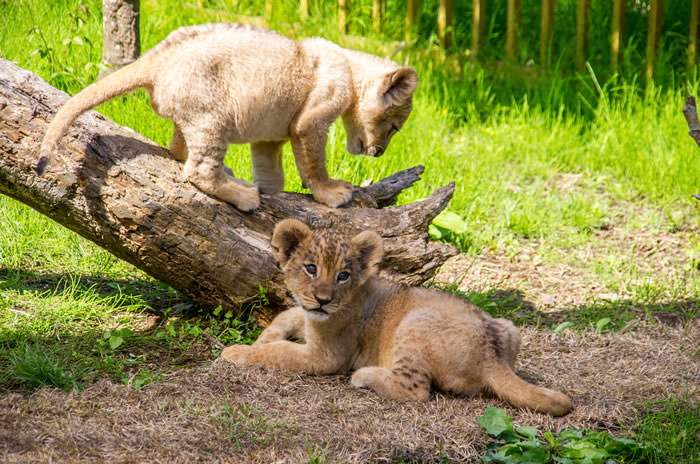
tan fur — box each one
[221,219,573,417]
[38,23,417,211]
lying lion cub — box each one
[38,23,417,211]
[221,219,572,416]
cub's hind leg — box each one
[488,317,521,370]
[351,364,431,401]
[169,123,187,162]
[181,124,260,211]
[251,141,285,194]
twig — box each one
[681,96,700,200]
[682,96,700,148]
[203,329,225,350]
[8,308,33,317]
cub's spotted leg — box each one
[351,363,431,401]
[253,306,305,345]
[181,125,260,211]
[251,141,285,194]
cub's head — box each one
[271,219,383,322]
[342,66,418,158]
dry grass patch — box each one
[1,321,696,463]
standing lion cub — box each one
[38,23,417,211]
[221,219,573,416]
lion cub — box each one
[221,219,572,416]
[38,23,417,211]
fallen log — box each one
[0,58,457,312]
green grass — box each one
[630,397,700,464]
[0,1,698,462]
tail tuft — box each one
[35,156,50,176]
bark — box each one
[100,0,140,78]
[681,95,700,201]
[0,59,457,313]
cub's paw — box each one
[220,344,253,364]
[234,190,260,212]
[350,367,384,389]
[231,181,260,212]
[311,179,353,208]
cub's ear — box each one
[271,219,312,266]
[380,67,418,106]
[351,231,383,280]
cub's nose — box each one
[367,146,384,157]
[314,294,332,306]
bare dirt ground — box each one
[1,228,698,463]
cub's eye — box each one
[304,264,317,276]
[337,271,350,282]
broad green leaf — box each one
[432,211,468,234]
[428,224,444,240]
[521,446,549,464]
[553,321,574,334]
[596,317,612,332]
[559,429,584,441]
[516,426,539,440]
[477,406,514,437]
[108,335,124,350]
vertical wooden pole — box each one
[690,0,700,69]
[373,0,382,32]
[438,0,453,49]
[611,0,626,74]
[506,0,520,62]
[472,0,485,58]
[540,0,555,66]
[300,0,309,20]
[645,0,663,82]
[339,0,348,33]
[406,0,419,42]
[576,0,590,71]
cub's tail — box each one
[37,58,153,175]
[484,361,572,417]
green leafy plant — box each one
[102,327,134,350]
[477,406,655,464]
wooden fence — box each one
[288,0,700,79]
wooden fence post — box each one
[438,0,453,49]
[645,0,663,82]
[373,0,382,32]
[540,0,555,66]
[339,0,348,33]
[506,0,520,62]
[472,0,485,58]
[611,0,626,74]
[406,0,419,42]
[576,0,590,71]
[691,0,700,70]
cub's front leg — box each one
[253,306,305,345]
[220,341,336,374]
[290,92,353,208]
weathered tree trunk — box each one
[100,0,140,78]
[0,59,457,313]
